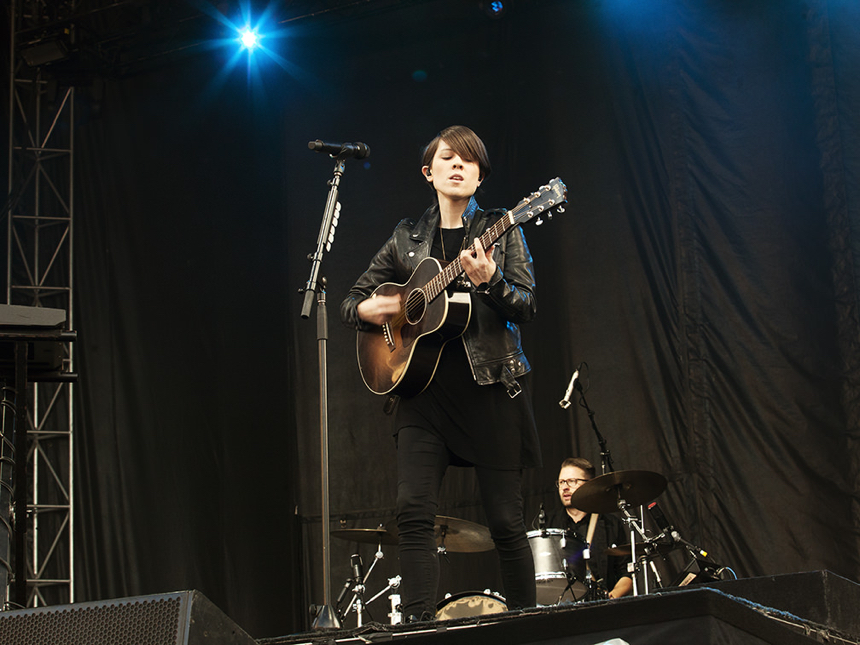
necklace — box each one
[439,225,465,262]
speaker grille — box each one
[0,595,183,645]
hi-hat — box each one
[569,470,667,514]
[330,527,398,545]
[386,515,494,553]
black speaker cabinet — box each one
[0,590,256,645]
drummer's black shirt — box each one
[546,509,632,593]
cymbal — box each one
[385,515,495,553]
[330,528,398,545]
[606,541,678,558]
[569,470,667,514]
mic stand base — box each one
[311,604,342,630]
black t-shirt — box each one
[394,226,540,469]
[545,509,632,591]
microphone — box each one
[649,501,709,560]
[350,553,365,584]
[648,501,679,542]
[308,140,370,159]
[558,368,581,409]
[538,503,546,531]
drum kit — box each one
[329,468,716,625]
[330,515,503,625]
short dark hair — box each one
[560,457,595,479]
[421,125,492,181]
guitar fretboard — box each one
[422,211,516,301]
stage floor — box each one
[1,570,857,645]
[262,571,860,645]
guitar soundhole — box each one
[404,288,427,325]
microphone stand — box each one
[301,155,347,629]
[571,376,614,475]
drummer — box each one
[547,457,633,599]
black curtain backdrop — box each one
[7,0,857,639]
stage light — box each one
[238,27,261,51]
[20,37,69,66]
[480,1,508,18]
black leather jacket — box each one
[340,198,536,393]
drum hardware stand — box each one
[638,545,665,589]
[342,571,404,627]
[337,553,368,626]
[337,539,406,626]
[559,558,604,603]
[351,584,367,627]
[436,525,453,563]
[648,501,733,585]
[581,546,610,601]
[558,560,578,603]
[363,575,401,625]
[616,499,652,596]
[338,540,383,625]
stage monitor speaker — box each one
[672,556,723,587]
[0,590,256,645]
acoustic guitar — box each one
[356,178,568,397]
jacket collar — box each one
[410,196,481,242]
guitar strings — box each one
[402,216,512,322]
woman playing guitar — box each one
[340,125,543,622]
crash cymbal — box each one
[330,528,398,545]
[606,541,678,558]
[569,470,667,514]
[385,516,495,553]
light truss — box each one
[5,0,76,608]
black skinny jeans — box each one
[395,426,536,618]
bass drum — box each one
[435,591,507,621]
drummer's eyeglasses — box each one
[557,478,589,489]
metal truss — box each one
[5,0,76,607]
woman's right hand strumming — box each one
[357,294,401,326]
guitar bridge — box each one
[382,322,396,351]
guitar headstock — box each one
[512,177,568,226]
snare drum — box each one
[435,591,507,620]
[527,528,588,605]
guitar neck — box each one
[424,211,516,301]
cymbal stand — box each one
[436,524,451,559]
[341,541,385,625]
[632,538,667,591]
[645,554,664,589]
[352,583,367,627]
[363,575,402,625]
[616,498,650,596]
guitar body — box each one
[356,257,472,397]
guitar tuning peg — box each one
[535,217,544,226]
[547,213,553,219]
[556,206,566,213]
